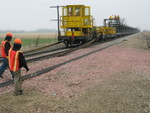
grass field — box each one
[0,33,58,51]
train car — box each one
[96,15,121,41]
[96,15,140,41]
[96,26,116,41]
[58,5,95,47]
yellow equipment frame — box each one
[60,5,93,37]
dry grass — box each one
[0,33,57,39]
[118,34,150,51]
[0,71,149,113]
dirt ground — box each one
[0,32,150,113]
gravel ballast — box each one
[0,32,150,113]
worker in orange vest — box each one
[70,32,75,46]
[9,38,29,95]
[0,33,14,78]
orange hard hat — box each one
[14,38,22,44]
[6,32,12,37]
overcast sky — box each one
[0,0,149,31]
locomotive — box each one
[58,5,139,47]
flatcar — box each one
[97,15,140,41]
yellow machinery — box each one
[96,15,120,40]
[96,27,116,40]
[58,5,94,47]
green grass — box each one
[0,38,57,50]
[19,38,57,47]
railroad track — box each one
[0,38,97,88]
[25,38,97,62]
[0,33,139,88]
[23,41,63,54]
[0,39,92,63]
[0,41,63,63]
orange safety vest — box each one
[1,41,11,57]
[9,49,21,72]
[71,33,74,39]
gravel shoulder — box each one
[0,32,150,113]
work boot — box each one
[13,91,19,96]
[13,90,23,96]
[19,90,23,95]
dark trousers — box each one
[0,58,14,78]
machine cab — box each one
[60,5,93,34]
[58,5,94,47]
[104,15,120,27]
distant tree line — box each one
[0,28,57,34]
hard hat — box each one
[14,38,22,44]
[6,32,12,37]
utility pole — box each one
[50,5,65,36]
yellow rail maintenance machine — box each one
[58,5,95,47]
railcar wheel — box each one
[98,34,103,42]
[64,41,69,48]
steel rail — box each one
[23,41,63,54]
[26,38,97,62]
[24,47,66,57]
[0,41,63,63]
